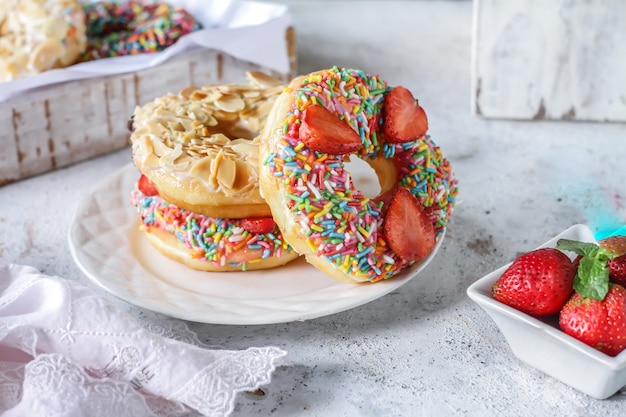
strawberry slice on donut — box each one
[383,86,428,143]
[138,174,159,196]
[239,217,276,234]
[383,187,436,262]
[299,104,362,154]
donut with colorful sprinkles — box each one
[259,66,458,283]
[131,186,298,272]
[79,1,202,61]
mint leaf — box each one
[556,239,599,257]
[573,255,610,300]
[556,238,614,299]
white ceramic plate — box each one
[68,164,444,325]
[467,224,626,399]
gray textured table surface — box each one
[2,1,626,416]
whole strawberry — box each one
[607,255,626,286]
[599,236,626,286]
[492,248,576,316]
[599,235,626,257]
[559,284,626,357]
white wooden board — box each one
[472,0,626,122]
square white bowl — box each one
[467,224,626,399]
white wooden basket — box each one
[0,28,296,185]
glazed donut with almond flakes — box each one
[129,72,299,272]
[0,0,87,81]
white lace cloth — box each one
[0,264,286,417]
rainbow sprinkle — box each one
[263,66,459,282]
[131,189,293,270]
[80,1,202,61]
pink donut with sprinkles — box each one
[259,66,458,283]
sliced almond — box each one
[242,90,261,98]
[160,144,190,170]
[212,110,239,122]
[247,71,283,88]
[208,149,223,186]
[247,117,260,133]
[216,156,236,189]
[180,85,199,98]
[215,93,246,113]
[231,140,258,159]
[206,133,231,146]
[189,156,214,181]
